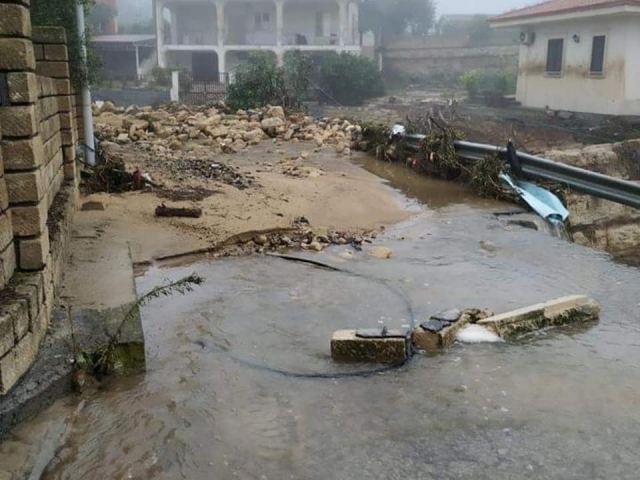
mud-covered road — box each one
[3,160,640,479]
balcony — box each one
[159,0,360,50]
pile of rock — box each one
[94,102,362,158]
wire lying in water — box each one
[200,253,418,380]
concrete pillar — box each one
[170,10,178,45]
[276,0,284,47]
[135,45,140,79]
[170,70,180,101]
[155,0,166,67]
[276,51,284,67]
[218,49,226,77]
[351,2,359,45]
[216,2,225,47]
[338,0,348,47]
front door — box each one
[192,52,219,81]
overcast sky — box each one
[116,0,535,23]
[437,0,534,15]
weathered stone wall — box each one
[383,37,519,78]
[545,140,640,265]
[0,2,79,395]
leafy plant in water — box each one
[70,274,205,379]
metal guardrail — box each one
[402,133,640,210]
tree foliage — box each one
[360,0,436,37]
[226,51,384,110]
[31,0,101,87]
[89,3,117,34]
[319,52,384,105]
[226,53,285,110]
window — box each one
[546,38,564,75]
[590,35,606,75]
[254,12,271,31]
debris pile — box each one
[221,226,375,256]
[161,158,255,190]
[94,102,362,158]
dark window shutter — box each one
[590,36,606,74]
[546,38,564,74]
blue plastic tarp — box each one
[500,173,569,221]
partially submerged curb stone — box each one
[331,329,410,364]
[478,295,600,338]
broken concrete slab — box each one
[478,295,600,338]
[413,309,493,351]
[331,329,410,364]
[430,308,462,324]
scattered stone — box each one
[368,246,392,259]
[479,240,497,253]
[308,241,323,251]
[116,133,131,144]
[266,106,285,119]
[557,110,574,120]
[254,234,268,245]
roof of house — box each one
[93,34,155,45]
[491,0,640,23]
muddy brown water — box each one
[3,162,640,480]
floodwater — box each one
[3,164,640,479]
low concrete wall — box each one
[93,89,171,107]
[0,8,79,395]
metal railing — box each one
[402,133,640,210]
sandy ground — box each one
[79,138,412,266]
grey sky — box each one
[115,0,536,23]
[436,0,533,15]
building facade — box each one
[154,0,361,80]
[491,0,640,115]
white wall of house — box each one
[515,16,640,115]
[174,5,218,45]
[283,4,340,45]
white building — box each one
[490,0,640,115]
[154,0,362,81]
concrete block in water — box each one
[478,295,600,338]
[413,310,467,351]
[331,329,410,364]
[412,309,493,351]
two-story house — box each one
[154,0,362,81]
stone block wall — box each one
[383,39,519,78]
[0,2,79,395]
